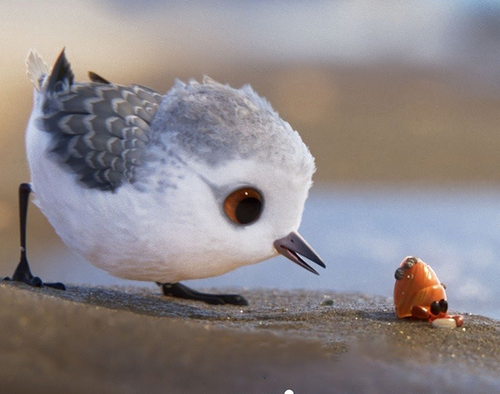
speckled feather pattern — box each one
[39,51,162,191]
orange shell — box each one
[393,256,446,319]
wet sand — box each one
[1,281,499,394]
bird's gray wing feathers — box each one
[40,50,163,191]
[88,71,111,85]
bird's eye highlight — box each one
[223,188,263,225]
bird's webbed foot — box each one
[158,282,248,305]
[3,256,66,290]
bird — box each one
[3,49,325,305]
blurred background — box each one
[2,0,500,318]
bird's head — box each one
[143,77,325,279]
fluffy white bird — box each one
[4,49,325,305]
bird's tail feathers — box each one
[26,48,74,93]
[26,50,50,92]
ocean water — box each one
[34,185,500,320]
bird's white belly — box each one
[26,120,257,283]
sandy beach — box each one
[1,281,499,394]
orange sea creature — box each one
[393,256,463,328]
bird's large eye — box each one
[223,187,263,225]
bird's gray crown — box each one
[151,77,315,173]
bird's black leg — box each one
[3,183,65,290]
[158,282,248,306]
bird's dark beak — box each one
[274,231,326,275]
